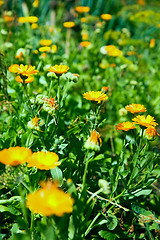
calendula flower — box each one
[125,103,146,114]
[15,48,26,60]
[39,39,52,46]
[40,53,47,58]
[102,86,109,92]
[80,17,87,23]
[43,97,58,114]
[83,91,108,103]
[84,130,102,151]
[26,181,74,216]
[101,14,112,21]
[132,115,158,128]
[33,0,39,8]
[145,126,159,138]
[27,151,60,170]
[27,115,43,131]
[82,33,89,40]
[108,48,122,57]
[116,122,136,131]
[80,41,91,47]
[75,6,90,13]
[31,23,38,29]
[127,51,136,56]
[18,16,38,23]
[110,63,116,67]
[51,45,57,53]
[0,147,32,166]
[150,39,155,48]
[63,22,75,28]
[0,1,4,7]
[3,15,14,22]
[9,64,38,83]
[39,46,50,52]
[48,65,69,75]
[138,0,146,5]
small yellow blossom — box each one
[150,39,155,48]
[33,0,39,8]
[132,115,158,128]
[27,151,60,170]
[83,91,108,103]
[116,122,136,131]
[75,6,90,13]
[125,103,146,114]
[0,147,32,166]
[39,39,52,46]
[82,33,89,40]
[80,17,87,23]
[31,23,38,29]
[39,47,51,52]
[80,41,91,47]
[51,45,57,53]
[27,115,43,131]
[145,126,159,138]
[63,22,75,28]
[0,1,4,7]
[26,181,74,216]
[101,14,112,21]
[48,65,69,75]
[127,51,136,56]
[84,130,102,151]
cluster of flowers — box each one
[116,103,159,138]
[0,147,74,216]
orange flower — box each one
[102,86,109,92]
[127,51,136,56]
[132,115,158,128]
[150,39,155,48]
[9,64,38,83]
[138,0,146,5]
[125,103,146,114]
[0,147,32,166]
[82,33,88,40]
[83,91,108,103]
[0,1,4,7]
[27,151,60,170]
[26,181,74,216]
[63,22,75,28]
[48,65,69,75]
[145,126,159,138]
[39,39,52,46]
[80,41,91,47]
[15,52,23,59]
[84,130,102,151]
[108,48,122,57]
[116,122,136,131]
[75,6,90,13]
[3,15,14,22]
[101,14,112,21]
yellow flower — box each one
[125,103,146,114]
[150,39,155,48]
[27,115,43,131]
[83,91,108,103]
[101,14,112,21]
[18,16,38,23]
[145,126,159,138]
[18,17,27,23]
[75,6,90,13]
[33,0,39,8]
[127,51,136,56]
[84,130,102,151]
[108,48,122,57]
[27,151,60,170]
[40,53,47,58]
[3,15,14,22]
[82,33,88,40]
[39,46,51,52]
[26,181,74,216]
[116,122,136,131]
[80,41,91,47]
[63,22,75,28]
[9,64,38,83]
[0,1,4,7]
[80,17,87,23]
[31,23,38,29]
[132,115,158,128]
[0,147,32,166]
[48,65,69,75]
[51,45,57,53]
[39,39,52,46]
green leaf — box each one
[106,213,118,230]
[50,167,63,186]
[0,205,21,215]
[98,230,116,240]
[133,189,152,197]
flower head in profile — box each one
[75,6,90,13]
[63,22,75,28]
[39,39,52,46]
[84,130,102,151]
[9,64,38,83]
[102,86,109,92]
[39,46,50,52]
[83,91,108,103]
[132,115,158,128]
[0,1,4,7]
[150,39,155,48]
[48,65,69,75]
[33,0,39,8]
[0,147,32,166]
[27,151,60,170]
[116,122,136,131]
[125,103,146,114]
[80,41,91,47]
[145,126,159,138]
[101,14,112,21]
[43,97,58,114]
[26,181,74,216]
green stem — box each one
[82,151,90,192]
[23,81,34,117]
[18,183,29,229]
[87,188,102,205]
[84,212,101,237]
[51,218,62,240]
